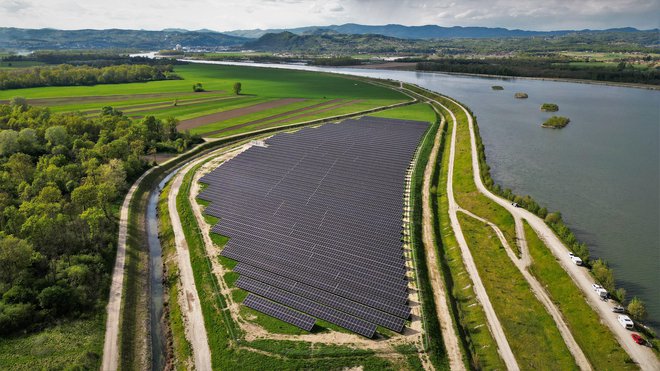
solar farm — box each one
[198,116,429,337]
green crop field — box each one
[370,102,436,122]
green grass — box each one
[207,99,400,138]
[433,118,505,370]
[158,181,193,370]
[524,221,636,370]
[458,214,577,370]
[0,313,105,370]
[370,102,436,122]
[0,61,45,69]
[0,64,407,100]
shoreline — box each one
[344,62,660,91]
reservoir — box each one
[185,60,660,329]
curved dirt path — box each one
[420,113,466,371]
[438,98,520,371]
[168,160,214,371]
[448,94,660,370]
[102,170,154,371]
[459,209,592,370]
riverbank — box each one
[345,62,660,91]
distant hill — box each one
[226,23,651,40]
[0,28,248,50]
[244,31,434,53]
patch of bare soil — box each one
[177,98,306,131]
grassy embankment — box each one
[420,87,576,369]
[157,182,193,370]
[431,113,505,370]
[524,222,636,369]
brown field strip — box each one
[81,95,241,115]
[255,99,364,130]
[176,98,306,131]
[0,91,222,106]
[200,99,344,136]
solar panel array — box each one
[243,294,316,331]
[199,116,429,337]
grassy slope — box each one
[0,314,105,370]
[458,214,577,370]
[524,221,635,370]
[434,118,505,370]
[158,182,193,370]
[369,102,436,122]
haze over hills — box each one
[0,28,248,50]
[225,23,649,39]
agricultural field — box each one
[0,63,409,137]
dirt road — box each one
[168,160,213,371]
[439,99,520,371]
[101,170,154,371]
[420,113,466,371]
[450,94,660,371]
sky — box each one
[1,0,658,32]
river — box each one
[180,59,660,329]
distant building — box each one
[175,44,182,51]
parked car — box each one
[597,288,609,300]
[571,256,583,266]
[612,305,625,313]
[631,333,645,345]
[568,252,576,258]
[592,283,603,291]
[511,202,520,208]
[618,315,634,330]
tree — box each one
[0,130,20,156]
[45,126,70,148]
[9,97,28,111]
[233,82,242,95]
[5,153,35,184]
[627,297,647,321]
[192,82,204,92]
[592,259,615,292]
[0,235,34,284]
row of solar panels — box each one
[199,116,428,336]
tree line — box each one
[417,58,660,85]
[0,100,200,335]
[0,64,180,90]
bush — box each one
[193,82,205,92]
[627,297,648,321]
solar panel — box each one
[237,276,377,338]
[200,116,428,336]
[243,294,316,331]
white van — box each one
[571,256,583,266]
[618,315,634,330]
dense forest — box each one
[417,58,660,85]
[2,51,182,67]
[0,100,200,334]
[0,64,179,90]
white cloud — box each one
[0,0,657,31]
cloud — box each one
[1,0,31,13]
[1,0,658,32]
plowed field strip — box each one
[249,100,363,132]
[81,96,240,115]
[177,98,306,131]
[201,99,344,137]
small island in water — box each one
[541,103,559,112]
[542,116,571,128]
[492,85,504,90]
[514,92,528,99]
